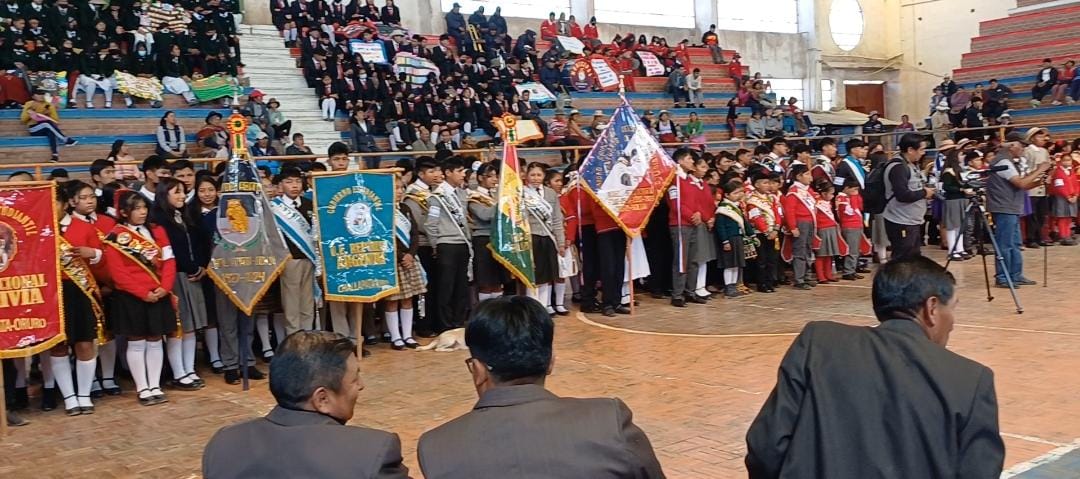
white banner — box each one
[636,51,665,77]
[515,82,557,103]
[556,35,585,55]
[349,40,389,64]
[590,58,620,90]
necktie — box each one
[294,199,300,209]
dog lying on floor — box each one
[415,328,467,351]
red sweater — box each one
[540,20,557,40]
[667,174,705,227]
[781,183,816,231]
[1049,164,1078,198]
[63,213,116,284]
[103,224,176,300]
[815,200,838,229]
[835,192,864,229]
[583,24,598,40]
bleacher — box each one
[953,1,1080,139]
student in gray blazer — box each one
[203,331,408,479]
[417,296,665,479]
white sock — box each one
[126,340,149,394]
[256,314,272,355]
[946,229,959,254]
[526,287,539,302]
[554,281,567,310]
[166,336,186,380]
[695,265,709,295]
[182,332,198,378]
[205,328,221,365]
[13,356,27,387]
[400,308,414,339]
[50,355,77,408]
[41,353,55,388]
[622,281,631,305]
[538,283,552,309]
[99,340,117,388]
[724,267,739,286]
[145,340,164,391]
[76,359,96,407]
[477,292,490,302]
[385,310,401,342]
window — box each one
[821,79,834,110]
[440,0,567,21]
[829,0,864,51]
[595,0,695,29]
[717,0,799,34]
[768,78,805,108]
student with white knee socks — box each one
[524,163,565,315]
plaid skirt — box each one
[388,257,427,301]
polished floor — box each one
[1,247,1079,478]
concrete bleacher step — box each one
[960,38,1080,69]
[971,22,1080,53]
[0,108,228,138]
[978,4,1080,37]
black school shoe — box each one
[224,370,241,385]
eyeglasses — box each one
[464,357,493,372]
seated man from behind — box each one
[418,296,665,479]
[203,331,408,479]
[745,256,1004,479]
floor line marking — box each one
[1000,438,1080,478]
[1001,432,1071,447]
[955,323,1080,337]
[574,312,799,339]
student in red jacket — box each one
[781,164,817,289]
[103,190,177,407]
[692,154,717,298]
[667,148,708,306]
[836,177,870,280]
[583,17,599,44]
[1049,153,1079,245]
[811,179,841,283]
[540,12,557,41]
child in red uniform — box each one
[836,177,869,280]
[103,190,177,407]
[781,164,817,289]
[1049,153,1079,245]
[811,178,841,283]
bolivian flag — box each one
[489,138,536,288]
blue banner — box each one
[312,172,399,302]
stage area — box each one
[2,247,1079,478]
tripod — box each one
[943,194,1024,314]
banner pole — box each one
[626,235,634,315]
[355,307,363,363]
[239,312,250,391]
[1,363,7,438]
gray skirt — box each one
[174,274,209,331]
[816,226,842,257]
[694,223,717,263]
[1051,196,1079,217]
[871,214,890,246]
[942,198,967,230]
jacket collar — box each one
[265,405,342,427]
[878,318,929,340]
[474,384,557,410]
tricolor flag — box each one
[489,135,536,288]
[393,52,441,87]
[191,74,237,102]
[577,100,677,236]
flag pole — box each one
[626,235,634,315]
[0,363,8,438]
[618,75,626,103]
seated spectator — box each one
[546,109,578,163]
[350,108,381,161]
[566,110,592,146]
[764,109,784,138]
[268,98,292,141]
[895,114,916,132]
[203,331,409,479]
[196,112,229,150]
[654,110,679,144]
[747,110,766,139]
[746,256,1004,478]
[540,12,557,41]
[701,24,726,64]
[434,128,458,152]
[588,111,608,141]
[21,89,78,162]
[1031,58,1057,108]
[159,44,198,105]
[862,110,885,135]
[411,125,436,151]
[539,59,561,95]
[445,2,467,48]
[984,79,1012,121]
[107,140,141,181]
[583,16,599,46]
[667,66,688,108]
[252,132,280,163]
[316,75,340,121]
[73,45,118,109]
[1051,60,1075,106]
[285,133,315,157]
[417,296,664,478]
[684,111,706,150]
[489,6,507,36]
[155,110,188,159]
[687,68,705,108]
[381,0,401,25]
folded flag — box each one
[191,74,236,102]
[393,53,440,87]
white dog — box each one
[415,328,467,352]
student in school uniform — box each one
[271,168,318,338]
[469,162,507,302]
[940,150,975,260]
[562,167,601,313]
[781,164,817,290]
[836,177,871,280]
[545,169,574,316]
[102,190,177,406]
[1049,152,1079,245]
[745,170,781,293]
[384,175,426,350]
[426,156,473,329]
[667,148,708,307]
[691,154,717,300]
[403,157,444,337]
[523,162,565,316]
[715,179,752,298]
[324,142,368,344]
[811,178,842,284]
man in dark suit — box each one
[417,296,665,479]
[203,331,408,479]
[745,256,1004,479]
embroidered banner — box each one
[312,171,399,302]
[0,182,64,358]
[393,52,441,87]
[578,100,677,236]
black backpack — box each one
[863,158,902,215]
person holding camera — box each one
[987,132,1053,288]
[883,133,935,260]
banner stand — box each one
[1,364,7,438]
[626,236,635,316]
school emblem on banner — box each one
[578,100,677,236]
[312,171,399,302]
[207,115,291,315]
[0,182,64,358]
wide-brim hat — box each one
[1024,127,1048,142]
[936,100,949,111]
[936,139,957,152]
[956,138,975,149]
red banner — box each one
[0,182,63,358]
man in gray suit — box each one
[417,296,665,479]
[203,331,408,479]
[746,256,1005,478]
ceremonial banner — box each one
[578,101,677,236]
[492,116,544,143]
[515,82,556,103]
[0,182,64,358]
[350,40,389,64]
[28,71,69,108]
[568,60,595,92]
[393,52,440,87]
[556,35,585,55]
[311,171,399,302]
[116,71,164,101]
[636,51,665,77]
[191,74,237,102]
[589,58,620,91]
[207,115,291,315]
[489,136,535,287]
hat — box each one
[868,110,879,117]
[1024,127,1048,142]
[569,109,580,115]
[1005,132,1028,145]
[936,139,957,152]
[452,2,460,6]
[592,110,606,117]
[256,132,269,140]
[643,110,654,115]
[956,138,975,149]
[553,108,566,116]
[391,30,405,37]
[936,100,949,111]
[658,109,669,115]
[267,98,280,107]
[998,112,1011,119]
[249,89,265,98]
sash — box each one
[394,208,412,249]
[815,199,838,223]
[523,186,557,242]
[745,193,777,232]
[271,197,321,275]
[715,200,747,235]
[59,236,107,344]
[843,157,866,188]
[103,224,182,337]
[404,181,432,211]
[430,190,473,281]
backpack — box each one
[863,158,902,215]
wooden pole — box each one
[1,361,7,438]
[626,235,635,315]
[355,305,363,363]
